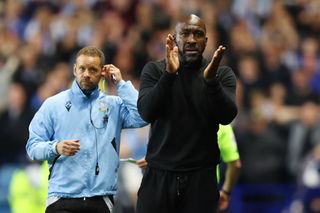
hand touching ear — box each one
[102,64,122,84]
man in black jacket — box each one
[136,14,237,213]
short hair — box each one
[76,46,105,66]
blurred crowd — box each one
[1,0,320,212]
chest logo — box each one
[65,101,72,111]
[99,100,108,113]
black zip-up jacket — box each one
[138,58,237,171]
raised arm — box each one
[137,61,176,123]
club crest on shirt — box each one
[65,101,72,111]
[99,100,108,112]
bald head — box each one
[175,14,206,34]
[174,14,207,64]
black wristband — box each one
[221,189,231,196]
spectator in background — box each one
[287,101,320,182]
[236,54,264,110]
[30,62,71,112]
[0,20,21,113]
[0,81,34,213]
[286,101,320,213]
[0,81,34,165]
[297,36,320,93]
[237,99,289,184]
[12,43,43,99]
[287,69,320,106]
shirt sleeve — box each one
[203,66,238,125]
[26,99,60,161]
[137,61,176,123]
[218,124,240,163]
[117,80,148,128]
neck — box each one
[76,81,97,97]
[181,57,203,69]
[82,89,95,97]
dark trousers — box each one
[136,167,219,213]
[46,196,113,213]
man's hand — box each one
[165,34,179,74]
[102,64,122,84]
[136,157,148,169]
[56,139,80,156]
[219,190,230,211]
[203,45,226,79]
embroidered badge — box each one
[98,100,108,112]
[65,101,72,111]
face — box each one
[175,15,207,63]
[73,54,102,92]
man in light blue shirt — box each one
[26,46,147,213]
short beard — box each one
[76,80,96,96]
[180,53,202,67]
[82,87,97,96]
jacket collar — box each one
[70,80,100,104]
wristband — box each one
[221,189,231,196]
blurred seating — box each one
[229,184,296,213]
